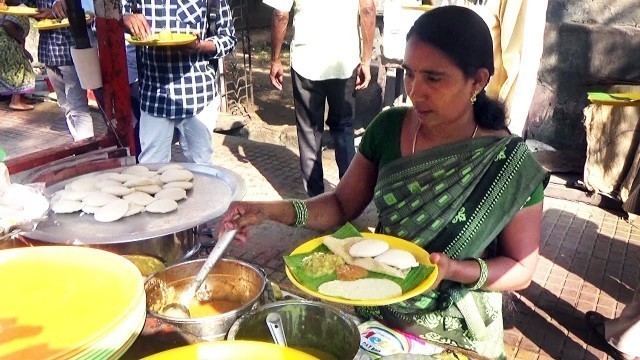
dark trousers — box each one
[292,68,356,197]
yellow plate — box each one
[0,246,144,360]
[35,15,91,30]
[285,233,438,306]
[587,92,640,106]
[401,4,435,11]
[142,341,321,360]
[0,5,38,15]
[125,33,197,47]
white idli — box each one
[109,173,140,183]
[101,185,135,196]
[51,189,88,202]
[374,249,420,270]
[52,200,83,214]
[95,179,123,189]
[159,169,193,183]
[162,181,193,190]
[154,188,187,201]
[123,177,155,187]
[121,165,151,176]
[94,199,129,222]
[134,184,162,195]
[318,278,402,301]
[81,205,102,214]
[146,198,178,213]
[124,203,145,217]
[349,239,390,258]
[68,177,98,192]
[82,191,120,207]
[157,164,184,174]
[123,191,155,206]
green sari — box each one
[0,15,35,95]
[357,135,548,359]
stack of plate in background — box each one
[0,246,146,359]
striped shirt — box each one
[124,0,236,119]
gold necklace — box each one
[412,120,479,155]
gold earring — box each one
[471,92,477,104]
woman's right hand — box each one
[218,201,269,244]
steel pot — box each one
[144,258,266,341]
[227,300,361,360]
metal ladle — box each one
[266,312,287,346]
[162,229,237,318]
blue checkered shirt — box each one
[124,0,236,119]
[24,0,75,66]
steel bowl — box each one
[227,300,361,360]
[145,258,266,341]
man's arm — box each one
[200,0,237,57]
[269,9,289,90]
[355,0,375,90]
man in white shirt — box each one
[264,0,376,197]
[435,0,548,137]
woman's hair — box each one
[406,6,507,130]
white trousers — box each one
[46,66,94,141]
[606,285,640,357]
[138,96,220,165]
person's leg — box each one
[9,94,34,110]
[58,65,94,140]
[129,81,142,157]
[176,96,219,165]
[606,285,640,358]
[324,69,356,178]
[138,111,176,164]
[292,69,327,197]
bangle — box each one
[467,258,488,290]
[288,199,308,228]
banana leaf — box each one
[284,223,436,292]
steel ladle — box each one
[266,312,287,346]
[162,229,237,318]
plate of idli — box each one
[284,223,438,306]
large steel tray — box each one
[24,163,245,245]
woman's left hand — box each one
[429,252,453,289]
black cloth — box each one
[291,68,356,197]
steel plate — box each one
[24,163,245,245]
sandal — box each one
[585,311,636,360]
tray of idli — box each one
[284,223,438,306]
[23,163,245,245]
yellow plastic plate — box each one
[35,15,91,30]
[125,33,197,47]
[401,4,435,11]
[0,246,144,360]
[285,233,438,306]
[142,341,320,360]
[0,5,38,15]
[587,92,640,106]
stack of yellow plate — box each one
[0,246,146,360]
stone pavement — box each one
[2,102,640,359]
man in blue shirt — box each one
[123,0,236,165]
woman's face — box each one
[403,36,482,126]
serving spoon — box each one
[266,312,287,346]
[162,229,237,318]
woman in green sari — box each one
[219,6,547,359]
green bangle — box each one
[289,199,308,228]
[468,258,488,290]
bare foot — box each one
[9,94,35,111]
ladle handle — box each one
[178,229,237,306]
[266,312,287,346]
